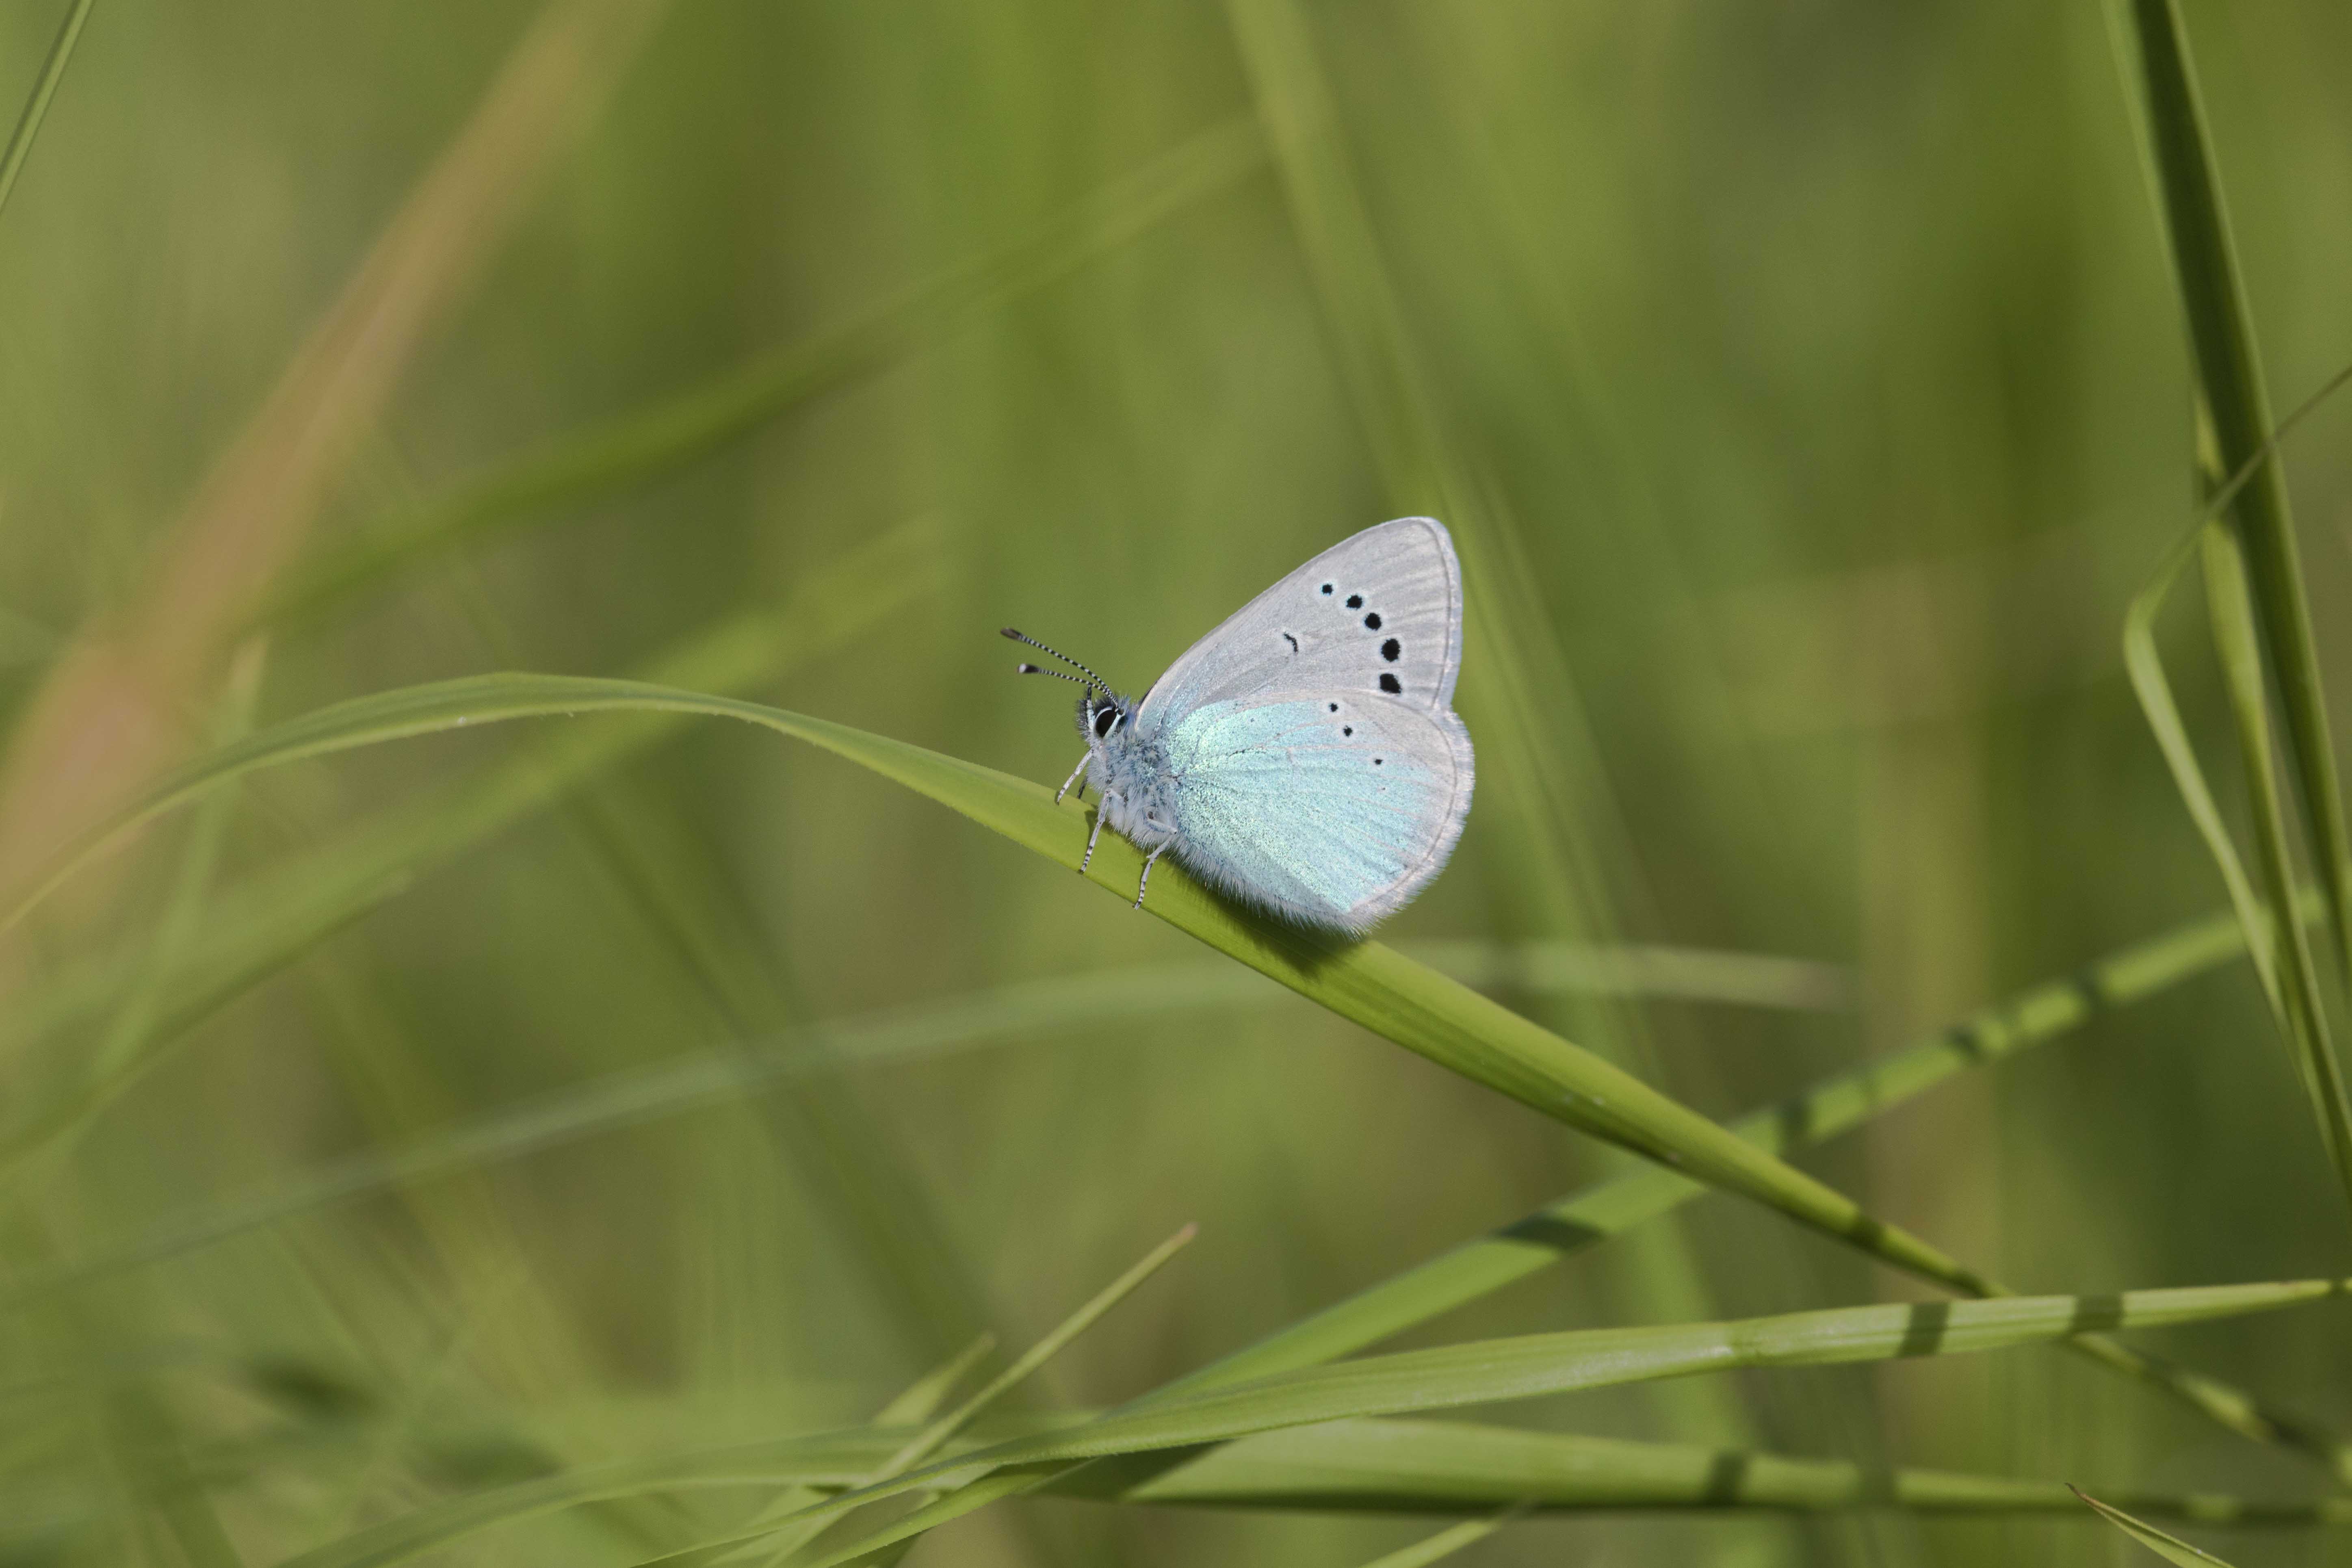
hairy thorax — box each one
[1087,728,1182,853]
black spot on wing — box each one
[1363,611,1382,630]
[1342,726,1352,736]
[1381,638,1400,661]
[1379,672,1401,695]
[1282,632,1299,652]
[1320,582,1334,595]
[1345,593,1363,609]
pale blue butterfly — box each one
[1006,516,1475,935]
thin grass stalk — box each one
[2110,0,2352,1005]
[0,0,93,227]
[1219,0,1759,1486]
[1349,1514,1514,1568]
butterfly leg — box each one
[1132,846,1166,910]
[1055,747,1091,804]
[1081,794,1114,874]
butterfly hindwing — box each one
[1157,692,1474,932]
[1133,516,1464,727]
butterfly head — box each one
[1076,689,1129,744]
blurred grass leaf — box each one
[0,517,942,1174]
[2073,1486,2240,1566]
[260,118,1267,628]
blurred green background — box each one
[2,0,2351,1563]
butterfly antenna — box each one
[1000,628,1110,695]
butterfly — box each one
[1006,516,1475,935]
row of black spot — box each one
[1319,580,1408,695]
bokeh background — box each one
[3,1,2351,1563]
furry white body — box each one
[1057,517,1475,935]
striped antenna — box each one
[1001,628,1110,695]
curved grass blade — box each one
[258,119,1265,628]
[678,1280,2350,1566]
[0,672,2012,1308]
[0,0,94,228]
[2110,0,2352,1002]
[2073,1486,2239,1566]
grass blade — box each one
[0,671,2015,1306]
[192,1409,2352,1568]
[1092,1418,2352,1525]
[2196,517,2352,1198]
[712,1278,2350,1564]
[744,1228,1195,1566]
[1351,1514,1514,1568]
[2110,0,2352,999]
[259,119,1266,627]
[0,0,95,227]
[2073,1486,2239,1566]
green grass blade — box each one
[0,0,95,228]
[712,1336,994,1568]
[1163,905,2283,1394]
[1350,1515,1510,1568]
[2196,519,2352,1201]
[735,1279,2351,1563]
[2122,524,2284,1013]
[212,1409,2352,1568]
[1091,1418,2352,1524]
[748,1228,1195,1566]
[2073,1486,2239,1566]
[1401,940,1848,1012]
[0,671,2010,1306]
[877,1225,1193,1478]
[258,119,1265,627]
[2110,0,2352,999]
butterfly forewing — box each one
[1135,516,1464,725]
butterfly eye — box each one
[1092,705,1120,739]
